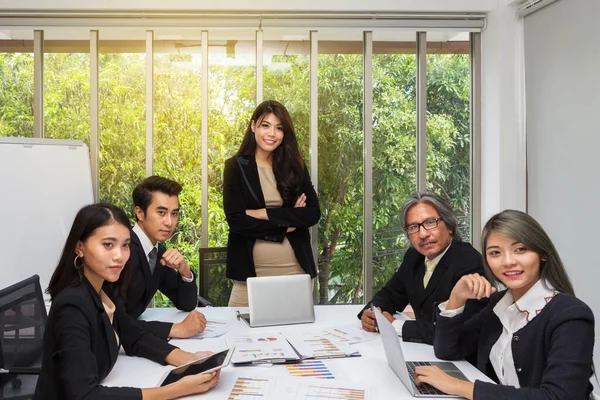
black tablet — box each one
[158,348,233,387]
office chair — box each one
[0,275,47,399]
[197,247,231,307]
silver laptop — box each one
[374,307,469,398]
[238,274,315,327]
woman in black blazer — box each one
[413,210,595,399]
[34,203,220,400]
[223,100,320,306]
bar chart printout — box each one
[286,360,335,379]
[228,376,274,400]
[297,383,368,400]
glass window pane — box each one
[318,31,363,304]
[426,32,471,242]
[372,31,417,296]
[0,31,34,138]
[153,31,203,300]
[208,30,256,246]
[44,30,90,144]
[98,30,146,212]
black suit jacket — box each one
[119,230,198,338]
[223,155,321,281]
[33,278,176,400]
[434,291,595,399]
[358,241,484,344]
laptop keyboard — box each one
[406,361,448,396]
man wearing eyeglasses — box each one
[358,191,484,344]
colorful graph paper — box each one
[228,377,273,400]
[286,360,335,379]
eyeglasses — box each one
[405,218,442,235]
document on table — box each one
[226,332,301,364]
[286,332,360,359]
[226,373,372,400]
[189,319,234,339]
[312,325,379,345]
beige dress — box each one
[228,166,304,307]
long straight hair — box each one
[481,209,574,295]
[237,100,305,205]
[47,203,132,299]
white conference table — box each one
[103,305,491,399]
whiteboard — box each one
[0,137,94,297]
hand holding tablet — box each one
[159,348,234,387]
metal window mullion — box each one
[145,30,153,176]
[470,32,482,250]
[309,30,319,301]
[90,30,99,201]
[363,31,373,303]
[201,30,209,248]
[256,29,263,105]
[416,31,427,191]
[33,30,43,138]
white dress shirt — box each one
[132,224,194,282]
[438,279,557,387]
[391,244,451,335]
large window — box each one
[1,23,479,307]
[98,30,147,212]
[371,32,418,297]
[207,30,256,246]
[318,31,364,304]
[426,32,471,241]
[43,30,90,144]
[0,31,34,137]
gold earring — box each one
[73,255,84,270]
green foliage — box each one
[0,47,472,307]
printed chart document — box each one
[312,326,378,345]
[286,332,360,359]
[189,319,234,339]
[225,373,372,400]
[226,333,301,365]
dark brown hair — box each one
[237,100,305,205]
[132,175,182,221]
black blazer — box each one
[34,278,176,400]
[358,241,484,344]
[223,155,321,281]
[434,291,595,399]
[118,230,197,338]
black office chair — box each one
[0,275,47,400]
[197,247,232,307]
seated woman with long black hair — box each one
[34,203,220,399]
[414,210,595,399]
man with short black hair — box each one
[123,175,205,339]
[358,191,484,345]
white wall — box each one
[524,0,600,383]
[0,0,495,12]
[481,0,527,221]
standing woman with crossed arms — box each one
[223,100,320,307]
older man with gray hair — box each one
[358,191,484,344]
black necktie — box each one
[148,247,158,275]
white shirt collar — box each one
[132,223,159,260]
[425,243,452,267]
[513,279,557,322]
[494,279,556,323]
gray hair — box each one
[400,191,462,242]
[481,209,574,295]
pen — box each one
[371,305,379,333]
